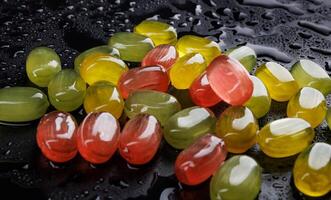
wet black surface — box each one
[0,0,331,199]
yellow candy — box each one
[175,35,221,64]
[256,62,299,102]
[84,81,124,119]
[80,53,128,85]
[134,20,177,46]
[287,87,326,128]
[327,108,331,130]
[169,53,207,89]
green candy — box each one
[26,47,61,87]
[164,106,216,149]
[210,155,262,200]
[225,46,256,72]
[48,69,86,112]
[108,32,154,62]
[327,108,331,130]
[0,87,49,122]
[168,88,195,109]
[124,90,181,125]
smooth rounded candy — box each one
[26,47,61,87]
[124,90,181,125]
[108,32,154,62]
[164,106,216,149]
[244,76,271,118]
[118,65,169,99]
[169,88,195,109]
[287,87,326,128]
[291,59,331,96]
[134,20,177,46]
[175,35,221,64]
[210,155,262,200]
[327,108,331,130]
[225,46,256,72]
[80,53,128,86]
[257,118,315,158]
[293,143,331,197]
[207,55,253,106]
[216,106,258,153]
[256,62,299,102]
[84,81,124,119]
[37,111,78,162]
[169,53,207,89]
[118,114,162,165]
[175,134,227,185]
[77,112,120,164]
[0,87,49,122]
[141,44,178,70]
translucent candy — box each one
[141,44,178,70]
[225,46,256,72]
[327,108,331,130]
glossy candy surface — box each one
[293,143,331,197]
[291,59,331,95]
[257,118,314,158]
[134,20,177,46]
[118,114,162,165]
[287,87,326,128]
[77,112,120,164]
[164,106,216,149]
[216,106,258,153]
[207,55,253,106]
[0,87,49,122]
[26,47,61,87]
[124,90,181,125]
[37,111,78,163]
[141,44,178,70]
[210,155,262,200]
[327,108,331,129]
[169,53,207,89]
[108,32,154,62]
[118,65,169,99]
[48,69,86,112]
[225,46,256,72]
[256,62,299,102]
[175,134,227,185]
[84,81,124,119]
[169,88,195,109]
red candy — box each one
[189,72,222,107]
[175,134,227,185]
[36,111,78,163]
[118,114,162,165]
[77,112,120,164]
[141,44,178,70]
[118,65,169,99]
[206,55,253,106]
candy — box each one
[124,90,181,125]
[327,108,331,130]
[257,118,314,158]
[169,53,207,89]
[215,106,258,153]
[244,76,271,118]
[287,87,326,128]
[80,53,128,86]
[225,46,256,72]
[134,20,177,46]
[175,134,227,185]
[210,155,262,200]
[164,106,216,149]
[84,81,124,119]
[118,114,162,165]
[293,143,331,197]
[118,65,169,99]
[0,87,49,122]
[26,47,61,87]
[169,88,195,109]
[108,32,154,62]
[36,111,78,162]
[48,69,86,112]
[141,44,178,70]
[189,72,222,107]
[77,112,120,164]
[256,62,299,102]
[175,35,221,64]
[206,55,253,106]
[291,59,331,96]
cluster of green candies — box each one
[0,20,331,199]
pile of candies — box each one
[1,20,331,199]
